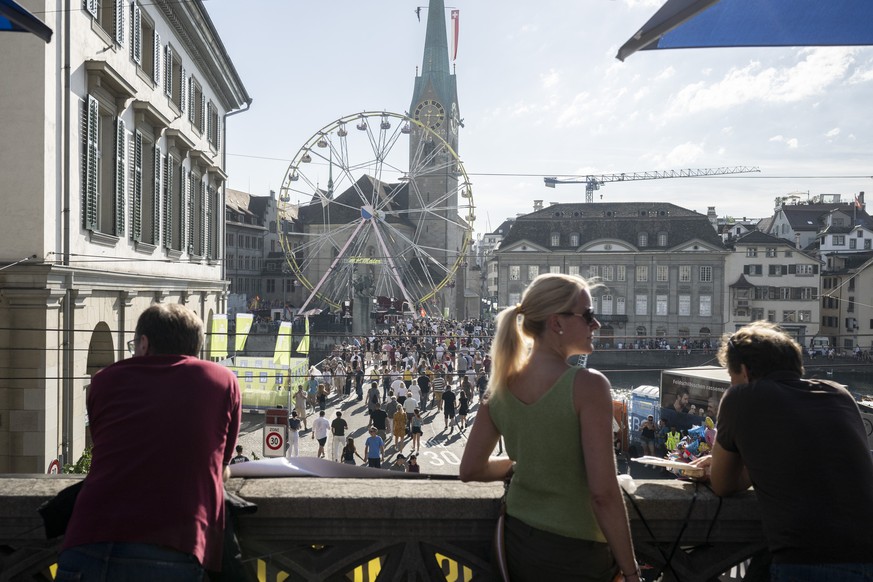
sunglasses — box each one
[558,308,596,326]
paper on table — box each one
[631,456,705,478]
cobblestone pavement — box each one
[235,389,499,476]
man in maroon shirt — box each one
[57,304,241,581]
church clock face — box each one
[414,99,445,130]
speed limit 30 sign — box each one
[264,427,285,457]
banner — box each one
[295,316,310,355]
[451,9,459,61]
[235,313,254,353]
[224,356,308,410]
[209,314,228,360]
[273,321,292,367]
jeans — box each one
[56,542,203,582]
[771,562,873,582]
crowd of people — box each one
[277,317,495,472]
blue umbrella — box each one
[0,0,52,43]
[617,0,873,61]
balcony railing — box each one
[0,476,769,581]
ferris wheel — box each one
[278,111,475,318]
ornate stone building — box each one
[0,0,249,472]
[493,202,728,346]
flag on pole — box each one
[209,314,228,360]
[296,317,310,355]
[273,322,293,366]
[235,313,254,353]
[451,9,459,61]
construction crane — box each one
[544,166,761,203]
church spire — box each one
[421,0,450,76]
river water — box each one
[602,367,873,400]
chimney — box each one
[795,232,801,250]
[270,189,276,200]
[707,206,717,229]
[533,200,543,211]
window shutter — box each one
[85,0,97,18]
[206,185,215,258]
[132,130,143,241]
[83,96,99,230]
[788,264,796,274]
[813,265,819,275]
[180,68,187,114]
[199,93,206,133]
[188,78,195,122]
[115,118,126,236]
[200,180,207,255]
[215,114,220,150]
[164,45,172,97]
[152,31,161,84]
[163,156,173,248]
[153,145,161,245]
[743,265,750,275]
[114,0,124,45]
[131,3,141,64]
[187,173,195,252]
[206,102,213,142]
[180,168,188,248]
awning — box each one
[617,0,873,61]
[0,0,52,43]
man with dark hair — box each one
[59,303,241,580]
[229,445,249,465]
[696,321,873,579]
[330,411,348,462]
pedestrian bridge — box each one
[0,476,768,581]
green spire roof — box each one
[421,0,450,76]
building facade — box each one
[493,202,728,346]
[724,231,821,343]
[0,0,249,472]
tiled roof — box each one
[500,202,724,250]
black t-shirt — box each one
[331,418,348,436]
[442,390,456,411]
[418,375,430,391]
[717,373,873,563]
[370,409,388,430]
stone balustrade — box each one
[0,476,769,581]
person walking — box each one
[312,410,330,459]
[364,427,385,468]
[410,408,423,453]
[294,385,308,431]
[457,390,469,431]
[393,406,408,455]
[341,437,364,465]
[286,410,301,458]
[442,382,457,433]
[460,273,639,582]
[58,304,241,580]
[432,373,446,412]
[330,411,348,462]
[693,322,873,580]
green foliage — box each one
[63,446,92,474]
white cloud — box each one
[541,69,561,89]
[642,142,706,167]
[769,135,799,149]
[654,66,676,81]
[825,128,840,138]
[663,48,858,118]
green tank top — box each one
[489,367,606,542]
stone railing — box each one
[0,476,768,581]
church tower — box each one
[409,0,463,316]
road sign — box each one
[264,427,285,457]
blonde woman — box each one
[393,406,408,455]
[460,273,639,582]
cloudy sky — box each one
[206,0,873,234]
